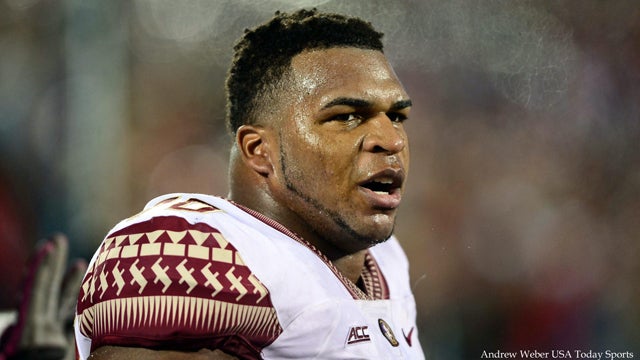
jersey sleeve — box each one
[75,204,282,358]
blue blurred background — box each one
[0,0,638,358]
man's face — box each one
[268,47,411,253]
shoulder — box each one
[76,194,282,357]
[368,236,413,298]
[369,236,409,270]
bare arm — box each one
[89,346,239,360]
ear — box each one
[235,124,274,176]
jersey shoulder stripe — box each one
[76,201,282,356]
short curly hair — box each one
[225,8,384,134]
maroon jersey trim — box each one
[361,252,390,300]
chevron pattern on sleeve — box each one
[76,215,282,353]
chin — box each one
[354,226,394,247]
[324,206,396,249]
[366,234,392,247]
[368,215,396,237]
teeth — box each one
[374,178,393,184]
[374,191,390,195]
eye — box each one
[332,113,363,122]
[387,112,408,123]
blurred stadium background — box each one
[0,0,638,358]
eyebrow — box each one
[321,97,371,110]
[390,99,413,111]
[321,97,413,111]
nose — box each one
[362,113,407,154]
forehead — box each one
[287,47,408,105]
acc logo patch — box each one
[346,325,371,345]
[378,318,399,347]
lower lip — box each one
[358,186,402,209]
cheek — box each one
[286,123,361,181]
[318,138,357,173]
[292,141,351,187]
[299,128,322,149]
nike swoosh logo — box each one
[402,327,414,346]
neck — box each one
[331,251,367,284]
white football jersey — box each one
[75,193,424,359]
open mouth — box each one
[358,169,404,209]
[361,178,398,195]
